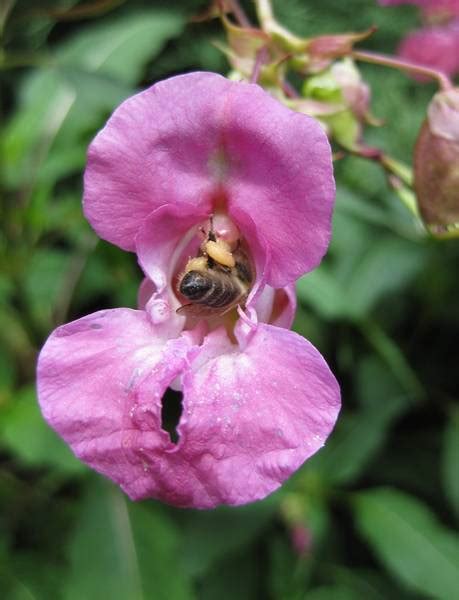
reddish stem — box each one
[281,79,300,98]
[352,49,453,91]
[227,0,251,28]
[250,46,268,84]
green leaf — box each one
[335,186,405,234]
[64,480,194,600]
[3,10,185,189]
[180,499,277,577]
[360,320,424,399]
[304,585,356,600]
[296,268,347,320]
[443,408,459,518]
[22,248,71,331]
[2,551,67,600]
[0,305,34,369]
[353,488,459,599]
[0,386,84,474]
[199,551,259,600]
[297,209,426,322]
[268,533,313,600]
[58,10,185,85]
[331,567,417,600]
[308,358,409,484]
[343,237,425,319]
[0,343,16,402]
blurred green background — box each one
[1,1,459,598]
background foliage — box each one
[1,1,458,598]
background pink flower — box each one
[379,0,459,78]
[379,0,459,14]
[398,21,459,76]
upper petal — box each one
[222,81,335,287]
[84,72,335,285]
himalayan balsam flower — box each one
[37,72,340,509]
[379,0,459,78]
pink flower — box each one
[398,21,459,77]
[379,1,459,78]
[37,72,340,508]
[379,0,459,15]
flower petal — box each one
[271,285,297,328]
[84,72,335,285]
[171,323,340,508]
[138,277,154,310]
[251,284,296,328]
[36,309,198,497]
[136,203,210,334]
[216,81,335,287]
[37,308,339,508]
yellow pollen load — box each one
[205,240,236,268]
[186,256,208,271]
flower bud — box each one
[300,59,371,150]
[414,88,459,230]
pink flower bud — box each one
[290,524,313,556]
[414,88,459,228]
[330,59,371,121]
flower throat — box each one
[176,215,254,319]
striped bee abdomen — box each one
[208,277,240,308]
[179,270,240,308]
[176,219,253,317]
[179,271,212,300]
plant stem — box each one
[360,319,425,400]
[227,0,251,28]
[250,46,268,84]
[352,49,453,91]
[282,79,300,98]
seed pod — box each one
[414,88,459,229]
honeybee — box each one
[176,219,253,317]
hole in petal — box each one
[160,387,183,444]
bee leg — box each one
[176,303,193,315]
[208,215,216,242]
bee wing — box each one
[176,303,224,318]
[176,296,246,318]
